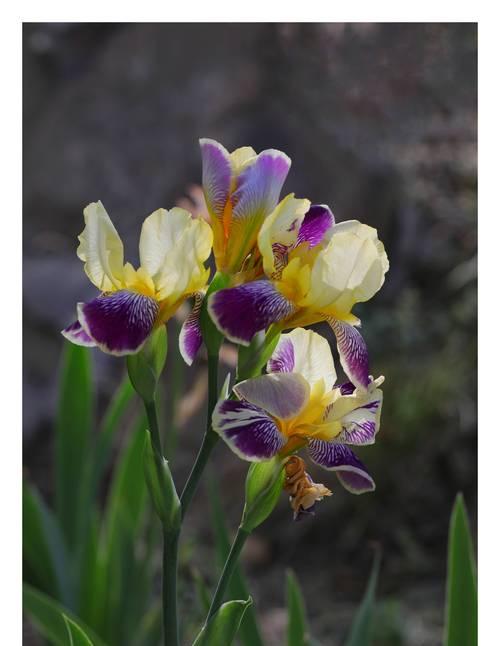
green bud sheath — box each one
[127,325,168,402]
[241,457,285,532]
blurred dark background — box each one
[23,23,477,645]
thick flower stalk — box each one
[62,201,213,355]
[209,195,389,389]
[213,328,384,512]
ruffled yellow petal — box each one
[303,220,389,313]
[145,208,213,305]
[77,201,124,291]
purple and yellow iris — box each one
[62,201,213,355]
[200,138,291,274]
[213,328,384,496]
[208,194,389,390]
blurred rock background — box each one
[23,23,476,645]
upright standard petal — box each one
[225,149,291,270]
[61,320,96,347]
[76,201,124,291]
[78,290,159,355]
[199,138,232,220]
[179,292,204,366]
[213,399,287,461]
[257,194,311,276]
[307,440,375,493]
[208,280,295,345]
[304,220,389,315]
[147,209,212,304]
[296,204,335,248]
[328,318,370,390]
[268,328,336,390]
[234,372,310,421]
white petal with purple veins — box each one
[213,399,287,461]
[179,292,204,366]
[234,372,310,421]
[61,320,96,347]
[329,319,370,390]
[307,440,375,493]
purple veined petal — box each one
[335,389,383,445]
[308,440,375,494]
[336,381,356,395]
[232,149,291,222]
[179,292,204,366]
[200,138,232,219]
[208,280,295,345]
[234,372,310,420]
[61,320,97,347]
[78,290,159,356]
[267,336,295,374]
[212,398,287,461]
[329,318,370,390]
[296,204,335,248]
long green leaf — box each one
[100,418,150,643]
[209,475,264,646]
[286,569,309,646]
[444,493,477,646]
[55,343,93,551]
[23,584,106,646]
[23,483,73,606]
[193,598,252,646]
[345,549,381,646]
[63,615,95,645]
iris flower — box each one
[213,328,384,495]
[200,138,291,275]
[209,195,389,390]
[62,201,213,355]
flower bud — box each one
[241,457,285,532]
[127,325,167,402]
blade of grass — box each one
[63,615,95,645]
[209,474,264,646]
[55,343,93,552]
[286,569,309,646]
[23,483,74,607]
[193,598,253,646]
[345,548,381,646]
[443,493,477,646]
[23,583,106,646]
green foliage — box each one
[192,598,252,646]
[286,569,310,646]
[345,549,381,646]
[55,343,94,552]
[200,272,231,356]
[241,457,285,532]
[23,584,106,646]
[443,494,477,646]
[127,325,168,402]
[23,347,161,646]
[209,475,264,646]
[143,430,181,532]
[63,615,95,646]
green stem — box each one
[206,526,250,621]
[163,530,180,646]
[144,398,163,456]
[180,352,220,517]
[143,398,179,646]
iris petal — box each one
[208,280,294,345]
[61,320,96,347]
[200,138,232,219]
[329,319,370,390]
[213,399,287,461]
[78,290,159,355]
[296,204,335,248]
[234,372,310,420]
[268,328,336,390]
[179,292,204,366]
[307,440,375,493]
